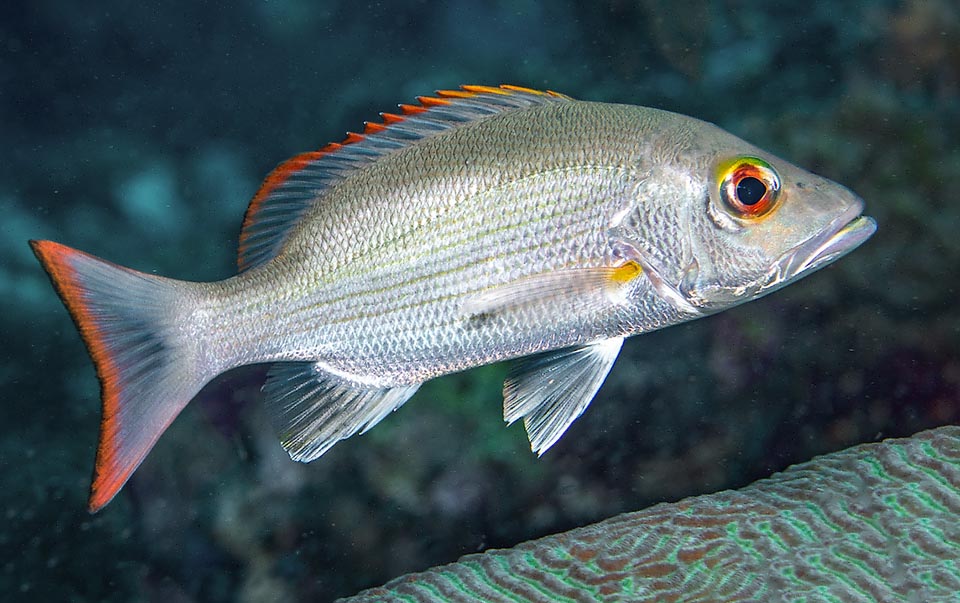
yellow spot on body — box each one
[610,260,642,284]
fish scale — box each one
[29,85,875,510]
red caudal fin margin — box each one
[30,240,208,512]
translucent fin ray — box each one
[263,362,421,462]
[238,85,573,271]
[461,262,643,317]
[503,338,624,455]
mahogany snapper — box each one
[30,85,876,511]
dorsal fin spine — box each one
[460,85,509,95]
[417,96,451,107]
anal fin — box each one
[263,362,420,462]
[504,338,624,455]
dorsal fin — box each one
[237,85,573,271]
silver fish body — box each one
[210,104,681,377]
[29,86,875,511]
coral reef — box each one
[343,426,960,602]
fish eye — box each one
[718,157,781,219]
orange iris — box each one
[718,157,781,219]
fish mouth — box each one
[759,203,877,295]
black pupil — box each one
[736,176,766,206]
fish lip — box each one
[760,203,877,294]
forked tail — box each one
[30,240,209,512]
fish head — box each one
[616,119,877,315]
[688,146,876,310]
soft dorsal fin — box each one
[238,85,573,271]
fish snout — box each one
[760,197,876,295]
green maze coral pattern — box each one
[342,427,960,602]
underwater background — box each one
[2,0,958,601]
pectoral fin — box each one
[263,362,420,462]
[504,337,624,455]
[461,262,642,317]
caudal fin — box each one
[30,240,208,512]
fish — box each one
[29,85,877,512]
[340,426,960,602]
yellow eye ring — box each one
[717,157,781,219]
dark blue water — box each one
[2,1,958,601]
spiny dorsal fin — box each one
[238,85,573,271]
